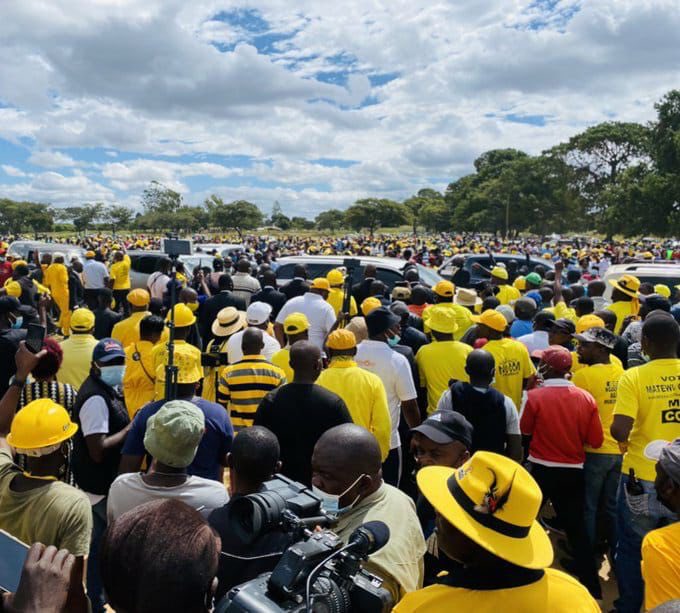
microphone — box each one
[346,521,390,557]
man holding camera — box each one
[311,424,426,602]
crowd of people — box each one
[0,230,679,612]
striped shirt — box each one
[216,355,286,430]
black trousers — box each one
[112,289,130,317]
[529,462,602,599]
[84,288,100,310]
[383,446,402,488]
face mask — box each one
[11,316,23,330]
[99,365,125,387]
[312,473,366,516]
[186,302,199,313]
[387,334,401,347]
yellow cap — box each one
[7,398,78,451]
[85,250,96,258]
[11,260,27,270]
[654,284,671,298]
[127,288,151,307]
[491,266,508,280]
[513,276,526,291]
[433,280,455,298]
[155,347,203,384]
[311,278,331,291]
[5,281,21,298]
[327,329,357,350]
[361,297,381,316]
[283,312,310,335]
[326,269,344,286]
[472,309,508,332]
[575,314,605,334]
[70,308,95,331]
[427,306,458,334]
[166,303,196,327]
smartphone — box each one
[0,530,29,593]
[25,323,46,354]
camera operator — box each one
[311,424,426,603]
[209,426,292,601]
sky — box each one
[0,0,678,219]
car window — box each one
[375,268,403,290]
[132,255,162,275]
[415,264,443,287]
[275,264,296,280]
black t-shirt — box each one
[209,495,295,600]
[254,383,352,486]
[0,328,26,396]
[93,308,123,340]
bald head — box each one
[315,424,382,477]
[180,287,197,303]
[465,350,495,386]
[289,341,321,382]
[241,327,264,355]
[237,259,251,273]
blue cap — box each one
[92,338,125,364]
[525,290,542,305]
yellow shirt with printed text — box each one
[416,340,472,414]
[483,337,535,409]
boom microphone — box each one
[347,521,390,557]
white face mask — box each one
[312,474,366,516]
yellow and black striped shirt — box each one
[216,355,286,431]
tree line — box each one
[2,89,678,239]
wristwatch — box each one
[9,375,26,390]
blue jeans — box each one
[614,474,677,613]
[87,498,108,613]
[583,452,621,553]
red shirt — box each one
[0,262,12,286]
[520,379,603,467]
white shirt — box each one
[79,395,111,505]
[82,259,109,289]
[275,293,337,349]
[231,272,261,306]
[147,271,170,300]
[437,386,520,434]
[106,472,228,522]
[226,329,281,364]
[355,340,417,449]
[517,330,550,354]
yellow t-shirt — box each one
[642,522,680,611]
[571,361,624,454]
[326,288,358,317]
[152,340,203,399]
[496,284,520,306]
[201,338,229,403]
[111,311,150,348]
[613,358,680,481]
[57,334,99,391]
[546,302,578,323]
[317,360,391,460]
[607,300,637,334]
[123,340,157,418]
[109,256,131,290]
[393,567,600,613]
[271,347,293,383]
[483,337,535,409]
[422,303,474,341]
[571,352,622,373]
[416,340,472,414]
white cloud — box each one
[0,0,677,216]
[1,165,27,177]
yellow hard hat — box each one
[326,269,344,286]
[654,284,671,298]
[166,303,196,327]
[7,399,78,452]
[361,297,381,316]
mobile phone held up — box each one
[25,323,46,354]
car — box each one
[273,255,444,291]
[7,240,86,264]
[603,263,680,300]
[193,243,245,258]
[439,253,555,286]
[128,251,219,290]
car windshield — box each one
[414,264,443,286]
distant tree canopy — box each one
[2,90,679,239]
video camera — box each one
[216,475,393,612]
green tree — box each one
[0,200,54,237]
[141,181,183,214]
[268,201,291,229]
[344,198,408,235]
[59,203,104,234]
[650,90,680,173]
[404,189,445,235]
[104,205,134,234]
[208,199,264,238]
[315,209,346,231]
[290,216,315,230]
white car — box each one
[603,263,680,300]
[7,240,86,263]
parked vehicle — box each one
[603,263,680,300]
[7,241,86,264]
[274,255,443,290]
[128,251,218,289]
[439,253,555,286]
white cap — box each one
[246,301,272,325]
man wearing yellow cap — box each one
[58,308,98,390]
[489,266,521,305]
[271,312,309,382]
[0,342,91,609]
[394,452,599,612]
[317,329,391,460]
[607,274,641,334]
[111,289,153,349]
[325,269,358,317]
[472,309,535,409]
[415,306,472,414]
[422,280,473,341]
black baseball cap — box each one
[411,410,473,449]
[546,318,576,334]
[92,338,125,363]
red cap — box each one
[533,345,572,373]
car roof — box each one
[604,263,680,276]
[276,254,410,271]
